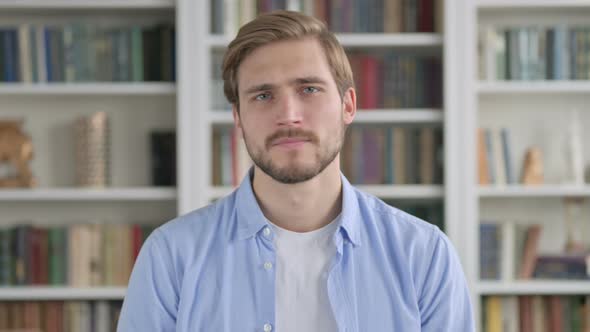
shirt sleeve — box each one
[418,228,475,331]
[117,230,178,332]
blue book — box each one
[44,27,53,82]
[385,128,394,184]
[500,128,515,185]
[3,29,18,82]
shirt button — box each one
[263,323,272,332]
[264,261,273,270]
[263,227,271,237]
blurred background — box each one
[0,0,588,331]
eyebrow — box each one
[243,76,329,95]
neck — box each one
[252,160,343,233]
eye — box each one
[302,86,319,94]
[254,92,271,101]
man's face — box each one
[233,37,355,184]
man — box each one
[118,11,474,332]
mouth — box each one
[271,137,310,148]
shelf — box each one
[0,287,126,300]
[210,109,444,125]
[0,0,174,9]
[0,187,177,202]
[479,185,590,198]
[0,83,176,96]
[208,33,443,48]
[208,185,443,200]
[478,81,590,95]
[478,281,590,295]
[477,0,590,9]
[356,185,444,199]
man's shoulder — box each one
[352,187,441,243]
[154,192,237,247]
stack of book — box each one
[0,301,122,332]
[480,25,590,81]
[210,0,442,34]
[0,223,157,286]
[341,126,443,185]
[482,295,590,332]
[0,23,175,83]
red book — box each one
[39,228,49,285]
[132,224,143,261]
[548,296,564,332]
[519,296,533,332]
[418,0,434,32]
[29,228,41,285]
[359,55,380,110]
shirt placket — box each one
[257,225,276,332]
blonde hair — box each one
[222,10,354,107]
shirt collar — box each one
[234,168,362,247]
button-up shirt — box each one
[118,171,475,331]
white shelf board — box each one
[0,187,177,201]
[208,33,443,48]
[356,185,444,199]
[478,81,590,95]
[0,0,174,9]
[477,0,590,9]
[209,109,443,124]
[208,185,443,200]
[0,287,127,300]
[478,281,590,295]
[0,83,176,96]
[479,185,590,198]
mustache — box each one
[265,128,319,149]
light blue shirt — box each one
[118,171,475,331]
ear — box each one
[232,104,243,136]
[342,87,356,125]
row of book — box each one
[0,223,157,286]
[211,0,442,35]
[478,127,516,186]
[482,295,590,332]
[210,52,443,110]
[341,126,444,185]
[0,23,175,83]
[313,0,439,33]
[0,300,122,332]
[210,125,444,186]
[480,221,590,280]
[480,25,590,81]
[350,53,443,109]
[212,126,251,187]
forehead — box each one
[236,37,334,90]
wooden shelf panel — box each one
[0,287,126,300]
[208,33,443,48]
[0,188,177,202]
[478,281,590,295]
[0,83,176,96]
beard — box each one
[243,125,344,184]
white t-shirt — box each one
[269,216,340,332]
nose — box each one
[275,92,303,127]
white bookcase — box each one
[0,0,483,328]
[462,1,590,329]
[0,0,179,302]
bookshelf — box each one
[0,2,182,322]
[0,0,480,328]
[465,1,590,330]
